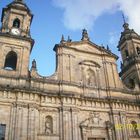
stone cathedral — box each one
[0,0,140,140]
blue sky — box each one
[0,0,139,76]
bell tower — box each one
[118,22,140,89]
[0,0,34,78]
[1,0,33,37]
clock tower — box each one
[0,0,34,78]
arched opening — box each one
[4,51,17,70]
[45,116,53,134]
[131,121,139,137]
[129,79,135,89]
[136,47,140,55]
[86,69,96,86]
[13,18,20,28]
[125,50,129,58]
[0,124,6,140]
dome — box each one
[119,23,140,43]
[6,0,32,15]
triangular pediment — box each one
[79,60,101,68]
[68,41,118,59]
[54,40,118,60]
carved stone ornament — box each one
[81,29,90,41]
[80,112,103,128]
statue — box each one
[32,59,36,69]
[81,29,90,41]
[45,116,53,134]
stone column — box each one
[34,107,39,140]
[15,106,22,140]
[109,111,121,140]
[119,112,128,140]
[10,103,17,140]
[106,121,113,140]
[59,107,64,140]
[71,108,79,140]
[20,104,28,140]
[28,106,34,140]
[63,108,72,140]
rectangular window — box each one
[0,124,6,140]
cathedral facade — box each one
[0,0,140,140]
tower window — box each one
[13,18,20,28]
[129,79,135,89]
[0,124,6,140]
[125,50,129,58]
[4,51,17,70]
[136,47,140,55]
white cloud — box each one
[52,0,140,33]
[52,0,117,30]
[118,0,140,33]
[109,32,119,46]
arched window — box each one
[128,79,135,89]
[13,18,20,28]
[131,121,139,137]
[125,50,129,58]
[4,51,17,70]
[0,124,6,140]
[45,116,53,134]
[86,69,96,86]
[136,47,140,55]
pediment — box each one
[79,60,100,68]
[69,41,118,59]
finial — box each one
[31,59,37,69]
[60,35,66,43]
[81,29,90,41]
[67,36,72,42]
[107,45,111,51]
[120,61,123,69]
[123,22,129,30]
[101,44,104,48]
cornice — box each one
[54,40,118,60]
[0,85,139,106]
[0,32,34,48]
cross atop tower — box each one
[122,13,126,24]
[121,13,129,30]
